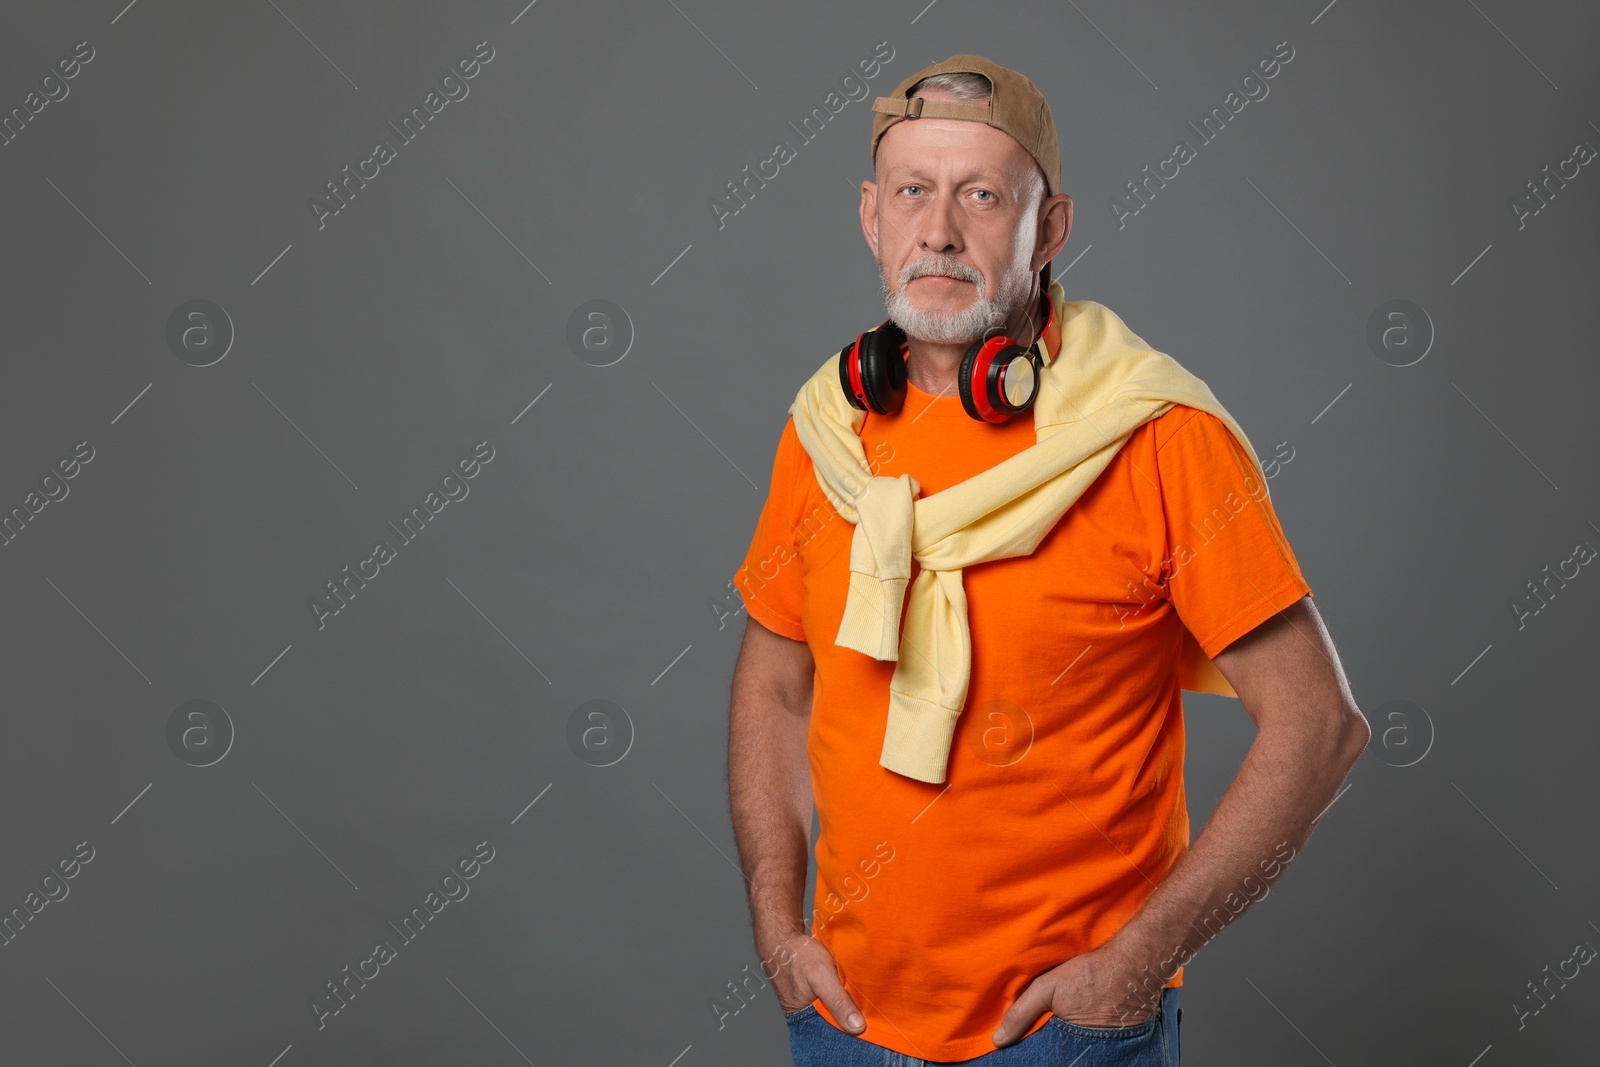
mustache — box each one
[900,255,983,287]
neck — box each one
[903,280,1046,398]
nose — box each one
[916,187,963,261]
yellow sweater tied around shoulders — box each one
[788,279,1272,784]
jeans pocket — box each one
[783,1002,820,1025]
[1047,1008,1160,1041]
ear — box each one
[859,179,880,258]
[1031,192,1072,274]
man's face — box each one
[864,95,1046,346]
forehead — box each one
[875,115,1033,185]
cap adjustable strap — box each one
[870,96,995,122]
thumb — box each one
[810,964,865,1034]
[992,976,1053,1047]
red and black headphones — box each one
[838,267,1055,424]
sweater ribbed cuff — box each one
[878,690,962,784]
[835,573,909,661]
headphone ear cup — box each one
[958,335,1021,423]
[960,337,1040,423]
[958,289,1054,422]
[858,321,907,415]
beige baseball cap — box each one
[869,54,1062,197]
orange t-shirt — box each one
[732,376,1313,1061]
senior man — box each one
[726,54,1369,1066]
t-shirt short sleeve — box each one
[730,417,809,641]
[1155,408,1312,658]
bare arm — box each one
[993,595,1370,1042]
[728,616,812,960]
[727,615,866,1031]
[1104,597,1369,998]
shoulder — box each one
[775,415,814,470]
[1087,406,1208,482]
[1107,405,1211,466]
[767,415,816,498]
[1151,405,1241,456]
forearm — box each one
[727,668,813,955]
[1107,711,1365,979]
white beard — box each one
[879,250,1034,346]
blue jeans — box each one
[787,988,1180,1066]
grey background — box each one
[0,0,1595,1063]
